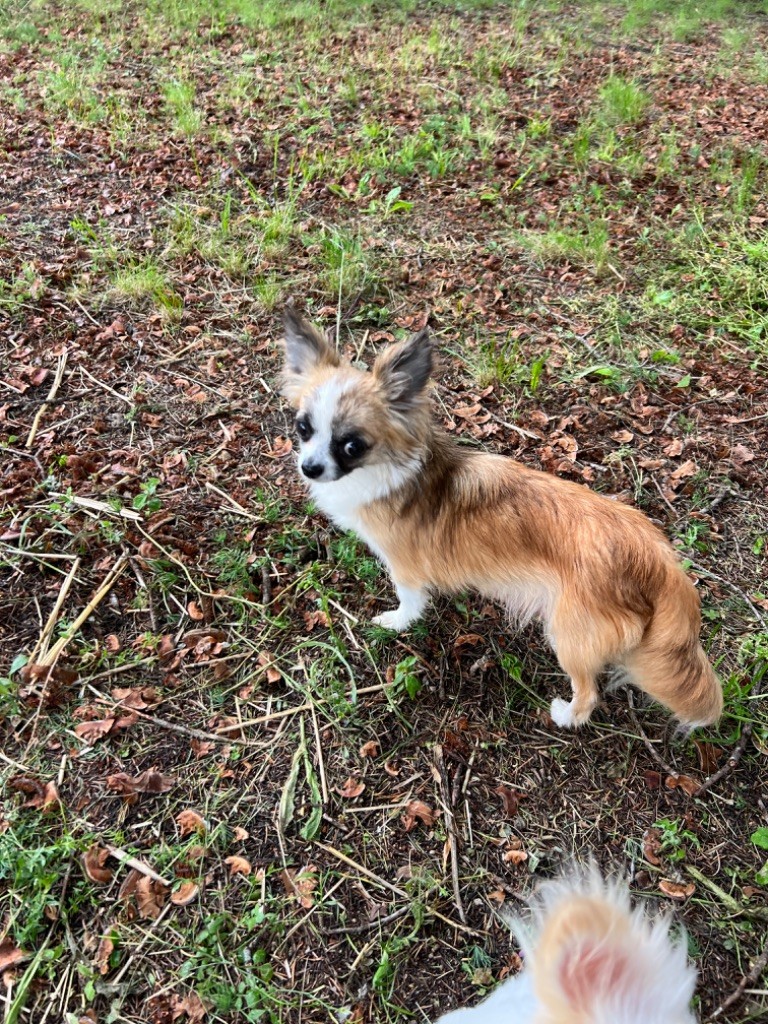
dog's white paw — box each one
[372,610,407,631]
[550,697,577,728]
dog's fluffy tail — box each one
[622,565,722,728]
[517,867,697,1024]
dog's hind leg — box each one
[548,627,604,728]
[549,667,600,728]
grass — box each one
[643,218,768,351]
[597,74,650,127]
[2,1,768,1022]
[514,219,613,276]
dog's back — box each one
[435,869,697,1024]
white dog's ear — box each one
[281,305,340,401]
[373,327,433,412]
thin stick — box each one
[105,844,172,887]
[204,482,260,521]
[25,351,68,448]
[27,556,81,664]
[695,735,753,797]
[72,296,100,326]
[261,564,272,606]
[216,681,393,733]
[111,903,173,985]
[314,841,408,899]
[689,560,766,796]
[38,556,127,667]
[67,494,142,521]
[112,703,256,747]
[434,743,466,924]
[486,410,541,440]
[0,749,36,773]
[314,842,480,936]
[710,938,768,1018]
[78,364,134,406]
[625,689,681,779]
[322,905,411,936]
[310,702,329,804]
[276,876,347,950]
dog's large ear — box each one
[373,328,432,412]
[281,305,340,400]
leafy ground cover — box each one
[1,1,768,1021]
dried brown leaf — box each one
[643,828,663,866]
[177,809,207,836]
[170,991,208,1022]
[82,845,113,885]
[453,633,483,648]
[225,855,252,877]
[118,868,141,902]
[338,776,366,799]
[106,768,174,799]
[494,785,524,817]
[94,935,114,975]
[9,775,61,810]
[191,738,216,758]
[644,770,662,790]
[662,438,684,457]
[0,939,27,972]
[402,799,437,831]
[665,774,701,797]
[658,878,695,900]
[171,881,200,906]
[694,740,723,774]
[75,717,117,744]
[280,865,317,908]
[257,651,281,684]
[730,443,754,465]
[135,876,168,919]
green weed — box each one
[644,218,768,351]
[596,75,650,127]
[514,219,612,276]
[652,817,701,862]
[163,78,203,136]
[107,259,184,319]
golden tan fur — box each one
[281,308,723,729]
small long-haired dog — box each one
[281,306,722,729]
[434,867,698,1024]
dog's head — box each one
[280,305,433,486]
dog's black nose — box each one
[301,461,324,479]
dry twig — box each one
[434,743,466,924]
[25,350,68,448]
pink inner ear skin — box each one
[559,944,633,1009]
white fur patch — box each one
[496,580,555,629]
[372,585,428,631]
[550,696,576,728]
[435,971,537,1024]
[309,459,420,541]
[299,377,355,483]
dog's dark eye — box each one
[343,436,367,459]
[296,416,313,441]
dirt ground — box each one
[1,2,768,1023]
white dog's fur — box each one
[435,867,698,1024]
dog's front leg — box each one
[372,582,428,632]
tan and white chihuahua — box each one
[281,306,722,729]
[435,867,698,1024]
